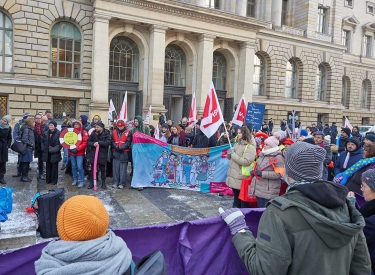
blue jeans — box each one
[70,156,84,182]
[63,148,69,165]
[256,197,269,208]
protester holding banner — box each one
[184,126,194,147]
[220,142,371,275]
[111,120,132,189]
[87,122,111,189]
[249,136,285,208]
[61,116,74,171]
[69,121,88,188]
[0,115,12,184]
[226,126,256,208]
[168,125,186,146]
[42,121,62,185]
[159,123,170,143]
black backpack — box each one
[134,250,167,275]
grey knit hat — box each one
[362,169,375,192]
[284,142,326,182]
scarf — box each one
[343,152,351,169]
[359,199,375,218]
[35,231,132,275]
[334,157,375,185]
[262,146,280,156]
[0,123,8,129]
[35,123,42,136]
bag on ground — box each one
[31,188,65,238]
[0,187,13,214]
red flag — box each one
[188,92,198,126]
[345,117,353,130]
[231,94,247,127]
[118,91,127,121]
[201,82,224,138]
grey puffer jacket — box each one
[249,150,284,200]
[226,138,256,190]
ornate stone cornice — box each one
[106,0,269,31]
[92,13,111,23]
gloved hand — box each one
[250,170,262,178]
[227,148,234,155]
[70,148,78,154]
[115,146,123,152]
[219,208,248,235]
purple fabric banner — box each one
[0,209,264,275]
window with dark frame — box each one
[341,77,348,106]
[246,0,256,17]
[212,51,227,91]
[315,65,326,101]
[368,5,374,14]
[164,45,186,87]
[281,0,288,25]
[109,36,139,82]
[361,80,369,108]
[0,96,7,117]
[285,60,297,98]
[0,12,12,73]
[363,35,372,57]
[345,0,353,7]
[342,30,351,53]
[253,54,264,96]
[52,99,76,120]
[317,7,327,33]
[50,22,81,79]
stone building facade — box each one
[0,0,374,127]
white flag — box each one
[231,94,247,127]
[145,105,152,123]
[344,117,353,131]
[118,92,127,121]
[108,99,116,121]
[188,92,198,127]
[200,82,224,138]
[154,124,160,140]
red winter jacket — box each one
[68,127,88,157]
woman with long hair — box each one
[168,125,186,147]
[19,118,35,182]
[226,126,256,208]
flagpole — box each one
[223,122,233,149]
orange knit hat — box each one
[57,195,109,241]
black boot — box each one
[101,180,106,189]
[0,174,6,185]
[87,181,94,189]
[20,163,32,182]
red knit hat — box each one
[284,138,294,145]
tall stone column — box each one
[271,0,282,27]
[238,41,255,103]
[90,14,111,122]
[196,34,214,114]
[236,0,247,17]
[147,25,168,115]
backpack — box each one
[134,250,167,275]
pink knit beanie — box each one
[265,136,280,148]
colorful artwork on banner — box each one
[131,133,231,190]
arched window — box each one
[361,80,370,108]
[164,45,186,87]
[253,54,264,95]
[50,22,81,79]
[109,36,139,82]
[315,65,326,100]
[0,12,12,73]
[212,51,227,90]
[285,60,297,98]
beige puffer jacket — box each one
[226,138,256,190]
[249,150,285,200]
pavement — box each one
[0,150,233,253]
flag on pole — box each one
[118,91,127,121]
[145,105,152,123]
[344,116,353,130]
[108,99,116,121]
[200,82,224,138]
[188,92,198,127]
[231,94,247,127]
[154,124,160,140]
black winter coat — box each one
[42,129,62,163]
[0,127,12,162]
[192,129,217,148]
[87,129,111,165]
[111,129,132,162]
[359,199,375,274]
[34,123,48,151]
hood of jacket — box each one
[134,115,144,131]
[282,181,365,249]
[80,115,88,126]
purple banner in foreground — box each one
[0,209,264,275]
